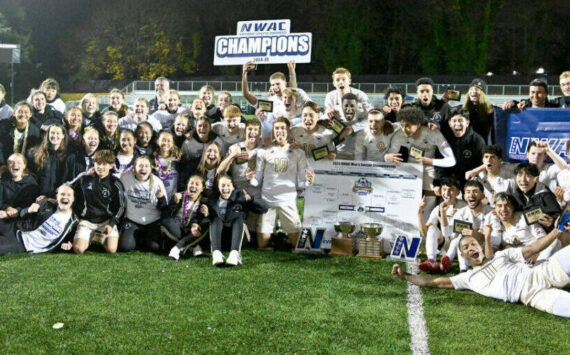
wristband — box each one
[289,74,296,78]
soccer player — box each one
[330,93,368,160]
[0,185,77,255]
[407,77,451,133]
[247,117,315,248]
[150,89,189,129]
[290,102,336,161]
[38,78,66,115]
[354,108,395,162]
[381,87,405,123]
[0,83,13,120]
[69,150,125,254]
[391,217,570,318]
[30,91,63,132]
[324,67,370,121]
[212,106,246,154]
[0,102,41,164]
[417,177,466,273]
[101,89,130,118]
[119,98,162,132]
[525,140,561,191]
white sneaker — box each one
[212,250,225,265]
[226,250,242,266]
[168,246,181,261]
[193,245,204,257]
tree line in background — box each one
[0,0,568,97]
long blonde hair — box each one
[463,90,493,115]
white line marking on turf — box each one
[406,262,430,355]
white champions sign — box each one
[303,160,423,252]
[214,19,312,66]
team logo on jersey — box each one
[101,188,110,198]
[353,178,373,195]
[376,141,386,151]
[463,149,472,159]
[87,183,93,190]
[432,112,442,123]
[233,205,243,212]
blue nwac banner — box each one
[494,108,570,161]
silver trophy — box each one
[361,223,383,240]
[334,221,355,239]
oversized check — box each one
[303,160,423,252]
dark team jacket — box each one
[406,96,451,131]
[17,199,77,243]
[69,172,125,227]
[164,196,210,232]
[207,190,268,226]
[0,173,39,210]
[148,96,163,115]
[27,147,75,197]
[512,182,562,232]
[0,120,42,163]
[206,105,223,123]
[549,96,570,108]
[31,106,64,129]
[69,148,96,180]
[82,111,103,130]
[435,126,486,188]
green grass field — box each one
[2,250,569,354]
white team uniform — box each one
[21,211,74,253]
[155,156,179,199]
[212,122,246,154]
[335,116,368,160]
[228,142,261,199]
[259,89,311,118]
[354,127,395,161]
[120,171,167,225]
[557,169,570,203]
[119,115,162,132]
[290,125,335,161]
[324,87,371,120]
[150,106,190,129]
[423,200,467,260]
[477,164,516,205]
[539,163,561,191]
[387,126,451,190]
[181,135,226,161]
[261,113,302,140]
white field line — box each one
[406,262,430,355]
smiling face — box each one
[401,120,421,138]
[195,119,211,141]
[191,99,206,117]
[560,76,570,97]
[416,84,433,106]
[387,93,403,112]
[110,92,123,109]
[333,74,351,94]
[270,78,286,97]
[173,118,189,136]
[187,176,204,201]
[527,145,546,168]
[48,126,65,148]
[7,155,26,179]
[273,121,289,146]
[494,199,515,222]
[464,186,483,209]
[217,93,232,110]
[32,93,47,112]
[155,79,169,97]
[133,100,149,119]
[14,105,32,127]
[516,170,539,193]
[158,133,174,153]
[56,185,75,212]
[82,96,97,115]
[134,158,152,181]
[204,144,221,167]
[103,115,118,135]
[302,107,319,131]
[119,132,135,154]
[282,94,297,113]
[167,93,180,111]
[529,85,546,107]
[342,99,357,121]
[459,236,485,266]
[218,177,235,200]
[82,130,99,154]
[200,89,213,106]
[66,108,83,129]
[245,124,260,144]
[468,86,481,104]
[136,125,153,146]
[367,113,384,135]
[448,114,469,137]
[224,116,241,133]
[94,161,113,179]
[441,185,459,204]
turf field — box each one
[1,250,569,354]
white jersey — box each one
[119,115,162,132]
[120,171,167,225]
[354,127,395,161]
[426,200,467,227]
[228,142,261,199]
[485,212,546,247]
[0,103,13,120]
[114,154,134,178]
[21,211,73,253]
[290,125,335,161]
[181,135,225,160]
[478,164,516,204]
[539,163,560,191]
[261,112,302,139]
[155,155,179,199]
[324,87,370,120]
[150,106,189,129]
[260,88,311,118]
[253,144,309,207]
[387,126,450,190]
[557,168,570,203]
[335,116,368,160]
[447,204,492,239]
[212,122,246,153]
[450,247,531,303]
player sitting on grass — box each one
[417,177,466,273]
[208,175,268,266]
[0,185,76,255]
[290,102,336,161]
[484,192,560,265]
[392,216,570,318]
[354,108,396,162]
[440,180,492,272]
[69,149,125,255]
[247,117,315,249]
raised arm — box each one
[537,141,568,170]
[241,61,258,105]
[287,60,297,88]
[522,217,568,259]
[391,264,454,289]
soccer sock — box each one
[555,245,570,275]
[447,238,459,261]
[426,225,440,260]
[552,292,570,318]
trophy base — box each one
[356,238,383,259]
[330,237,356,256]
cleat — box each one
[418,259,440,274]
[440,255,451,273]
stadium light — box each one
[536,67,545,74]
[512,70,520,75]
[486,72,494,76]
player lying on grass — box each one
[392,216,570,318]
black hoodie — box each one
[0,173,39,210]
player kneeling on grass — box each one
[392,216,570,318]
[208,175,268,266]
[247,117,315,249]
[484,192,560,264]
[0,185,76,255]
[417,177,466,273]
[165,175,209,261]
[69,150,125,254]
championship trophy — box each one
[357,223,384,258]
[331,222,356,256]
